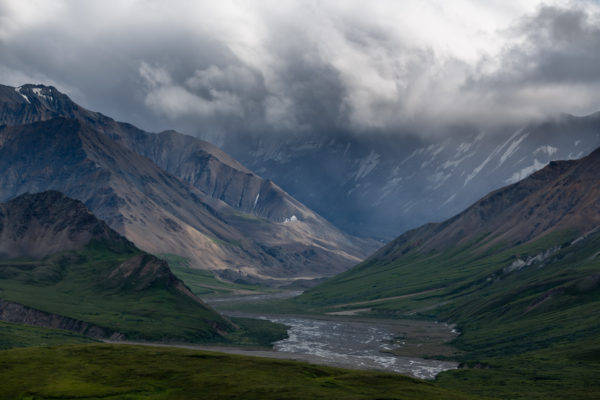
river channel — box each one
[205,293,459,380]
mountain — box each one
[0,191,234,341]
[297,148,600,358]
[0,190,131,259]
[0,83,376,284]
[224,114,600,239]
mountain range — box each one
[0,83,376,285]
[225,114,600,239]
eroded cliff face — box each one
[0,299,123,339]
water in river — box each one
[207,293,459,379]
[262,315,458,379]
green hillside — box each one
[292,228,600,399]
[0,241,236,343]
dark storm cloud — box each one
[1,1,600,141]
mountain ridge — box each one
[0,83,376,283]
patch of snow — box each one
[464,128,524,186]
[427,171,450,191]
[401,147,425,165]
[421,144,446,168]
[343,143,351,156]
[534,145,558,157]
[441,152,474,170]
[440,193,456,207]
[505,159,547,184]
[378,176,404,202]
[14,87,30,103]
[354,150,380,181]
[31,87,53,101]
[498,132,529,166]
[456,141,473,155]
[253,193,260,209]
[283,215,298,223]
[567,151,584,160]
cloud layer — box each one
[1,0,600,141]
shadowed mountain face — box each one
[225,114,600,240]
[375,146,600,260]
[0,84,375,284]
[0,191,132,259]
[0,191,234,340]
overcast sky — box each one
[1,0,600,143]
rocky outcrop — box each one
[0,298,123,339]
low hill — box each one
[0,191,234,341]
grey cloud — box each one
[1,1,600,143]
[462,5,600,120]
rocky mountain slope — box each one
[0,191,233,341]
[0,83,376,283]
[226,114,600,239]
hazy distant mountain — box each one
[225,114,600,240]
[374,146,600,260]
[0,84,376,284]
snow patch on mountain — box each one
[464,128,524,186]
[498,132,529,166]
[441,193,456,207]
[505,159,547,183]
[14,87,30,104]
[442,152,474,170]
[284,215,298,223]
[534,145,558,157]
[31,87,54,102]
[354,150,380,181]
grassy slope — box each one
[0,242,288,345]
[0,344,484,400]
[161,253,269,297]
[292,229,600,399]
[0,321,97,349]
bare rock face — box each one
[0,191,132,259]
[0,83,377,283]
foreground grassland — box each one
[0,321,97,349]
[0,344,484,400]
[436,337,600,400]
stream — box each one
[205,293,459,379]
